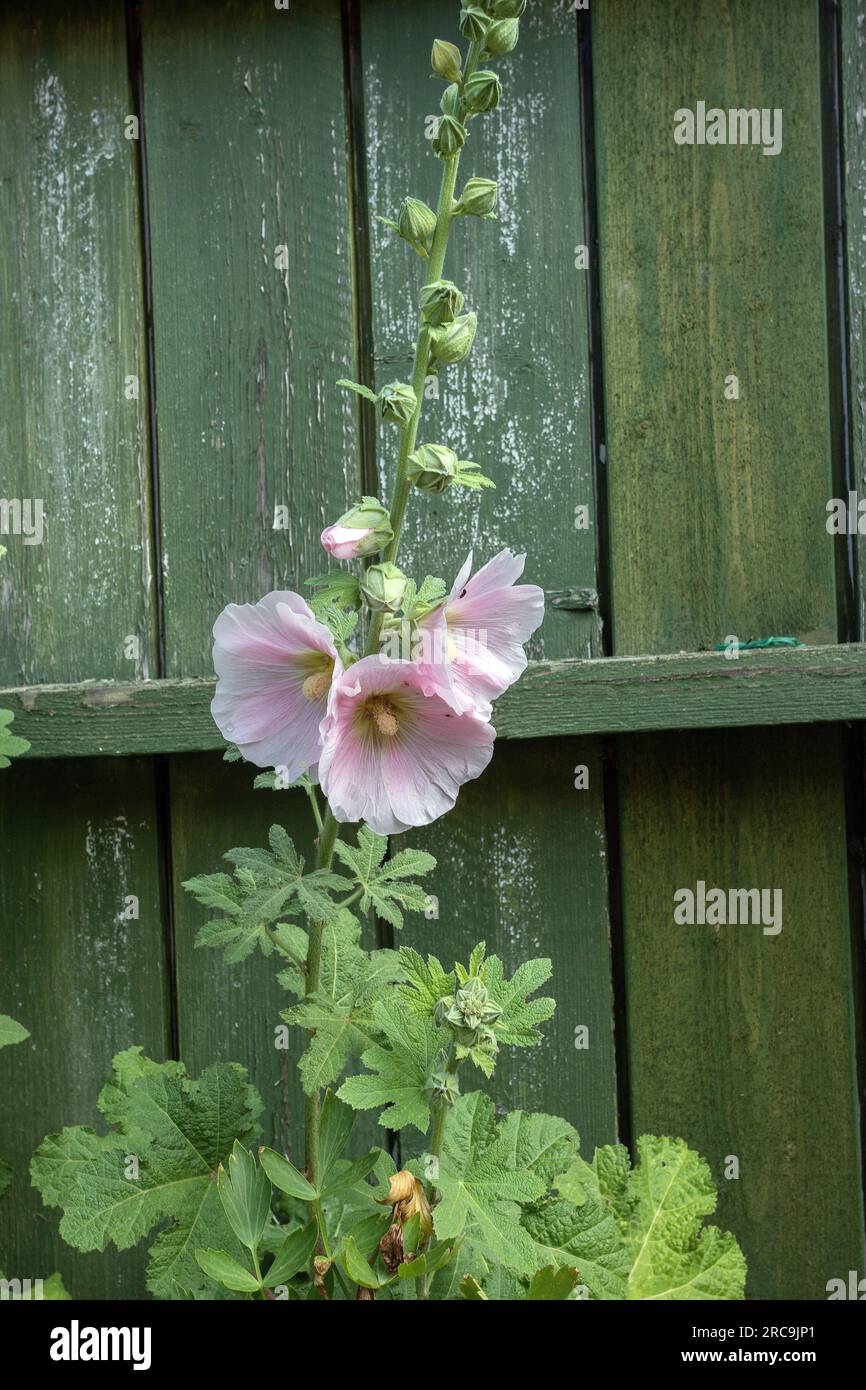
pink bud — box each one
[321,525,373,560]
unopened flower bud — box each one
[493,0,526,18]
[360,562,408,613]
[419,279,464,327]
[440,83,461,118]
[459,5,489,41]
[431,38,462,82]
[427,1069,460,1105]
[462,69,502,114]
[485,17,519,54]
[432,113,466,158]
[321,497,393,559]
[396,196,437,257]
[429,312,477,366]
[455,176,498,218]
[407,443,459,493]
[378,381,417,426]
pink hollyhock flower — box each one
[319,656,494,835]
[418,549,544,716]
[211,591,340,779]
[321,524,373,560]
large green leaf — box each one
[623,1135,746,1300]
[31,1048,262,1299]
[336,996,444,1133]
[433,1092,546,1276]
[332,825,436,929]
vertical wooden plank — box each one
[360,1,617,1148]
[842,0,866,637]
[618,726,864,1300]
[594,0,865,1295]
[141,0,358,678]
[0,0,156,684]
[595,0,836,656]
[0,759,170,1299]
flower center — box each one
[367,696,399,737]
[300,660,333,702]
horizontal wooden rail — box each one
[4,643,866,759]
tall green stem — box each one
[303,31,481,1208]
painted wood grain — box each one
[0,0,155,684]
[594,0,837,656]
[594,0,865,1297]
[618,726,864,1300]
[140,0,359,678]
[0,758,170,1299]
[8,641,866,757]
[841,1,866,638]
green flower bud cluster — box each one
[434,977,502,1056]
[360,561,409,613]
[407,443,459,493]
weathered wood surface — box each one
[618,725,864,1300]
[594,0,865,1298]
[594,0,838,657]
[0,757,171,1299]
[842,0,866,639]
[0,0,155,685]
[140,0,358,678]
[6,642,866,757]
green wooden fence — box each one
[1,0,865,1301]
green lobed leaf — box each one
[0,709,30,768]
[623,1135,746,1300]
[433,1092,547,1277]
[30,1048,263,1300]
[526,1264,582,1300]
[336,995,445,1133]
[332,825,436,930]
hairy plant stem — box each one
[303,32,482,1239]
[420,1044,460,1299]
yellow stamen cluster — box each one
[368,696,399,736]
[301,669,331,702]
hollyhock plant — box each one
[418,548,544,716]
[319,655,494,835]
[123,3,747,1304]
[210,591,340,781]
